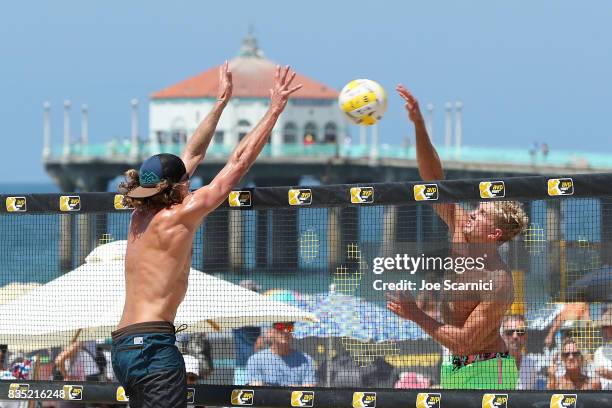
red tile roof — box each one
[151,56,338,100]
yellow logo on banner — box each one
[352,392,376,408]
[291,391,315,407]
[289,189,312,206]
[229,191,252,207]
[482,393,507,408]
[187,388,195,404]
[416,393,441,408]
[350,187,374,204]
[550,394,577,408]
[63,385,83,401]
[548,178,574,196]
[116,386,129,402]
[231,389,254,406]
[60,195,81,211]
[114,194,132,210]
[5,197,26,212]
[8,383,29,397]
[414,184,439,201]
[479,181,505,198]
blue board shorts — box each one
[111,321,187,408]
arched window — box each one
[283,122,298,144]
[237,119,251,141]
[170,117,187,144]
[303,122,318,144]
[324,122,337,144]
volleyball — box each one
[338,79,388,126]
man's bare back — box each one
[119,206,195,328]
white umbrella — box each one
[0,241,316,351]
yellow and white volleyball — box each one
[338,79,387,126]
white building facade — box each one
[148,34,348,156]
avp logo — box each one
[114,194,133,210]
[548,178,574,196]
[289,189,312,206]
[352,392,376,408]
[350,187,374,204]
[550,394,577,408]
[414,184,439,201]
[229,191,252,207]
[116,386,129,402]
[60,195,81,211]
[479,181,505,198]
[63,385,83,401]
[291,391,315,407]
[5,197,26,212]
[187,388,195,404]
[416,393,441,408]
[8,383,29,397]
[482,393,507,408]
[231,389,254,406]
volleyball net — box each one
[0,174,611,406]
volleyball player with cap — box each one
[111,62,302,407]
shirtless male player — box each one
[387,86,529,389]
[111,62,302,407]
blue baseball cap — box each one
[127,154,187,198]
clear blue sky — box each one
[2,1,611,182]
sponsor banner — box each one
[350,187,374,204]
[231,389,254,406]
[479,181,505,198]
[414,184,439,201]
[548,178,574,196]
[229,191,252,207]
[352,392,376,408]
[5,197,26,212]
[416,393,441,408]
[289,189,312,206]
[60,195,81,212]
[291,391,315,407]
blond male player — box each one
[387,86,528,389]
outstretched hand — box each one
[270,65,303,114]
[396,85,424,124]
[386,290,421,321]
[217,60,233,105]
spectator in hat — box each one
[594,310,612,389]
[233,280,267,385]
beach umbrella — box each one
[0,282,41,305]
[0,241,316,351]
[293,290,427,342]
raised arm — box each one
[180,65,302,224]
[397,85,467,236]
[180,61,233,177]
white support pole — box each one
[369,124,379,162]
[455,101,463,157]
[444,102,452,150]
[130,98,139,159]
[81,104,89,145]
[43,101,51,159]
[426,103,434,144]
[63,100,71,158]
